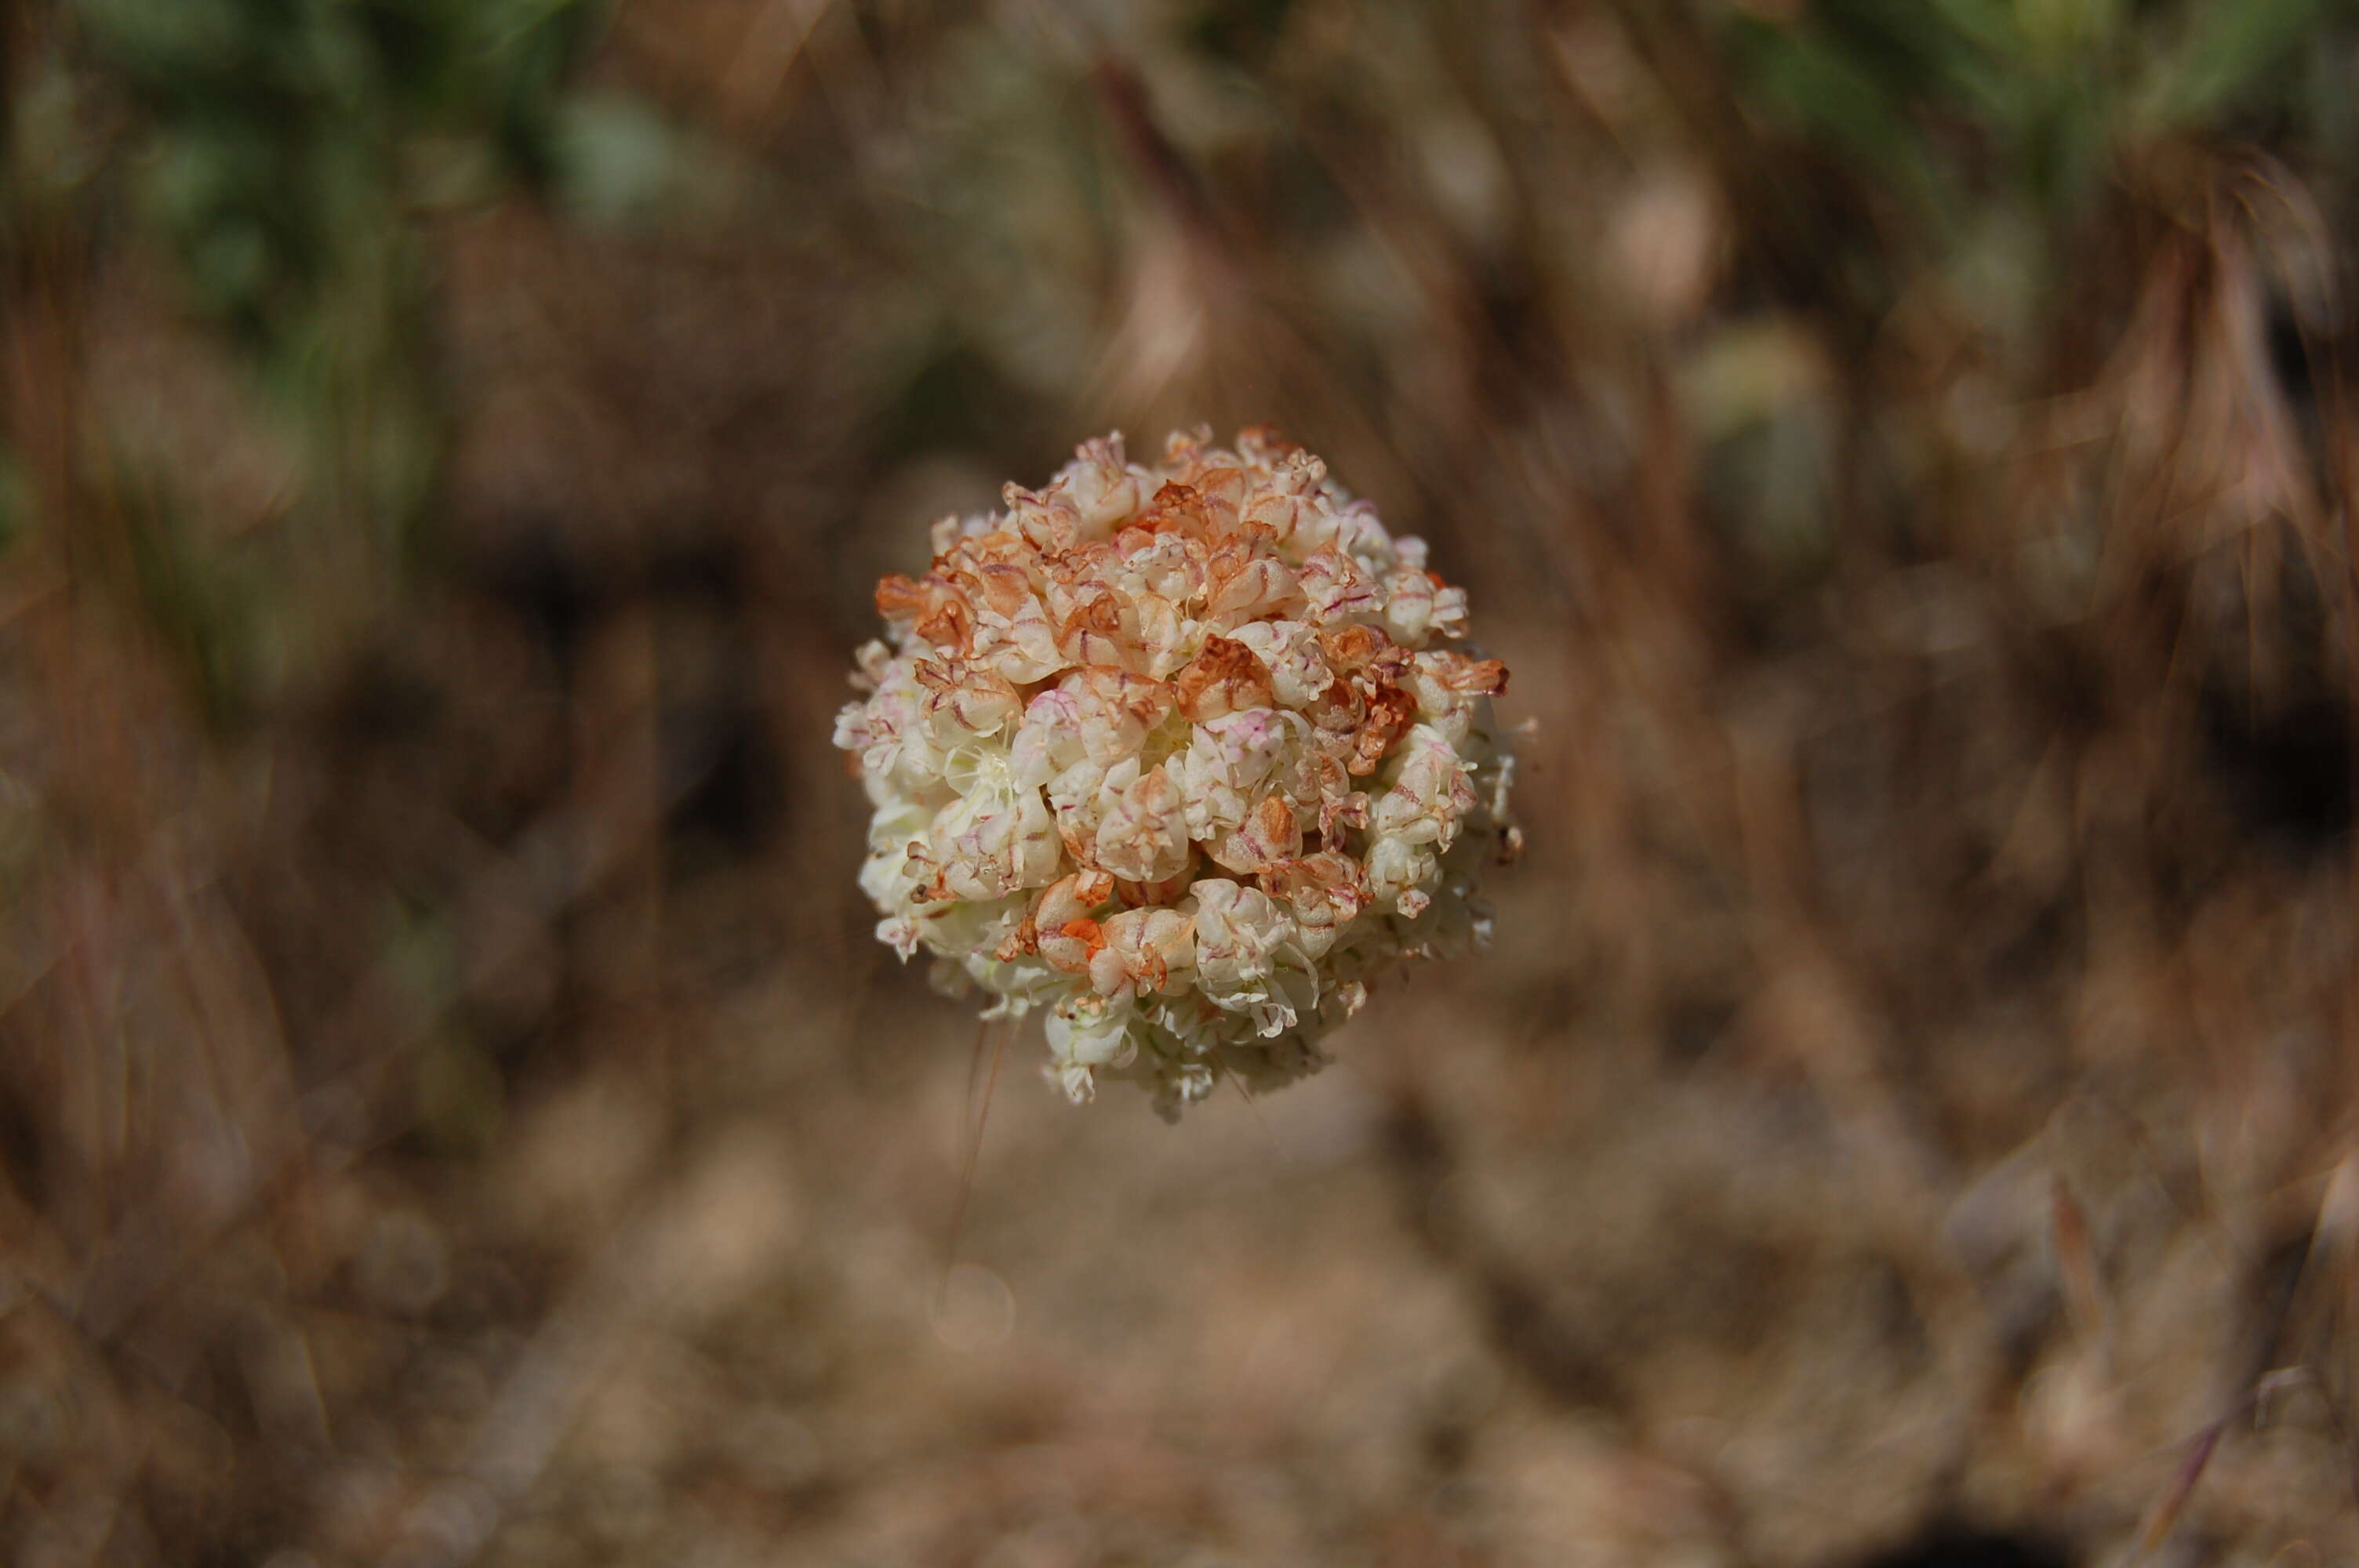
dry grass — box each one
[4,1,2359,1563]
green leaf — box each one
[548,93,692,229]
[2145,0,2338,130]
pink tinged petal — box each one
[1208,793,1303,876]
[932,791,1061,902]
[1172,637,1274,721]
[1381,569,1437,646]
[1005,485,1082,553]
[1056,434,1155,532]
[1430,585,1470,638]
[1100,907,1194,997]
[1062,669,1174,764]
[1130,594,1193,678]
[1241,487,1326,546]
[1087,945,1131,997]
[939,669,1023,739]
[1206,554,1302,627]
[1331,503,1391,561]
[1094,765,1190,884]
[832,701,872,753]
[1299,546,1379,619]
[1012,689,1084,786]
[1121,533,1209,602]
[975,593,1069,685]
[1053,587,1141,670]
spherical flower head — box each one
[836,428,1516,1117]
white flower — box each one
[1045,996,1138,1102]
[1173,708,1297,840]
[835,428,1515,1110]
[1226,619,1332,708]
[1092,764,1191,884]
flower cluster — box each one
[835,428,1515,1115]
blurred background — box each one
[5,0,2359,1563]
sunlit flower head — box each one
[836,428,1517,1116]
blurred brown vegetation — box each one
[5,0,2359,1563]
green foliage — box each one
[76,0,601,349]
[1718,0,2359,227]
[116,464,269,725]
[547,92,704,230]
[2140,0,2339,130]
[53,0,605,720]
